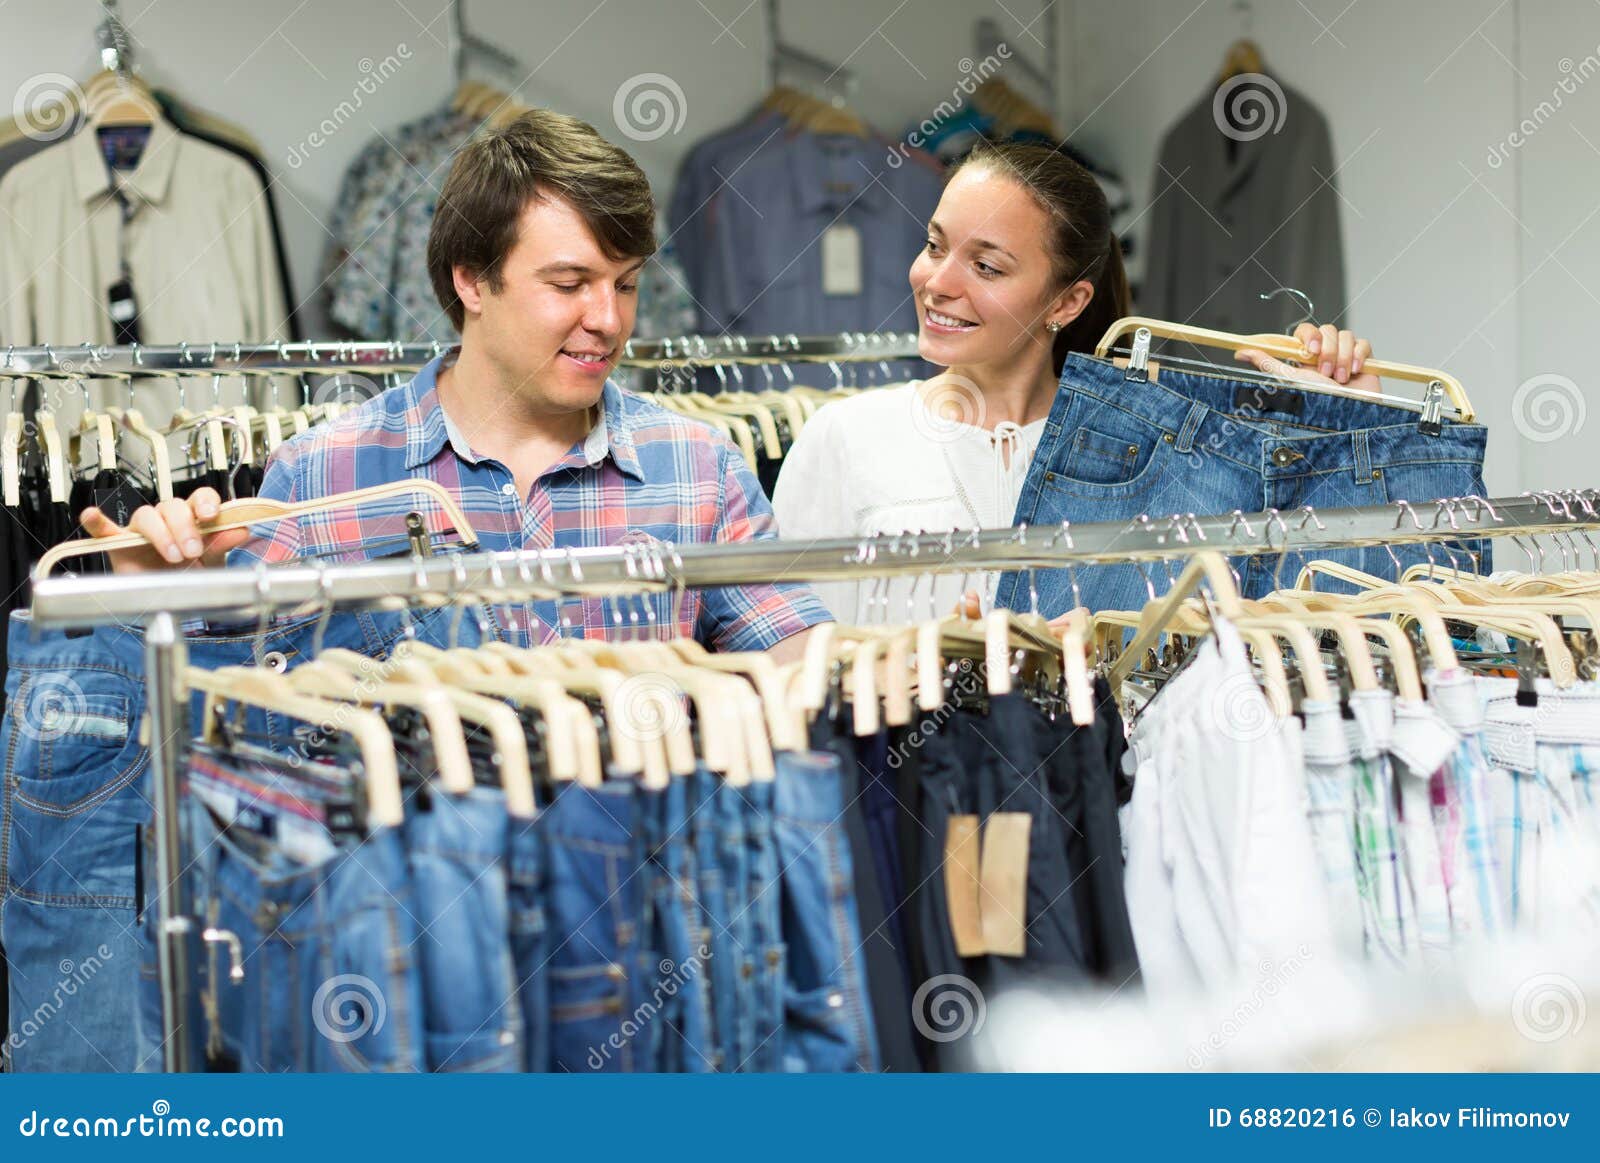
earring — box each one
[1046,321,1062,333]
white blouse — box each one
[771,382,1046,624]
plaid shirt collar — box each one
[400,350,646,482]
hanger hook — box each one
[1259,286,1315,333]
[311,558,335,658]
[251,565,273,667]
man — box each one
[79,109,830,660]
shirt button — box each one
[500,482,517,497]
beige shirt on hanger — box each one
[0,115,290,425]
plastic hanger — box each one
[187,666,405,826]
[1094,316,1476,422]
[36,477,479,576]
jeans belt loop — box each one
[1353,429,1374,482]
[1174,399,1209,453]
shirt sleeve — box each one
[695,437,834,652]
[225,438,303,568]
[771,403,862,623]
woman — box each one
[773,141,1376,622]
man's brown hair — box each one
[427,108,657,330]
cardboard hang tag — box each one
[979,812,1031,957]
[943,815,986,957]
[820,224,863,296]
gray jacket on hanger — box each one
[1141,78,1346,333]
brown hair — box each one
[427,109,658,330]
[950,141,1130,375]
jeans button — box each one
[260,650,288,672]
[1272,446,1293,467]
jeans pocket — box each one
[549,963,631,1071]
[10,671,144,815]
[781,983,859,1072]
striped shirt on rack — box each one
[226,351,832,651]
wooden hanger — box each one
[33,410,70,505]
[1219,38,1265,81]
[188,665,405,826]
[1293,560,1461,672]
[289,657,475,795]
[395,640,599,788]
[36,478,479,576]
[665,637,808,752]
[82,69,160,128]
[3,410,23,507]
[1095,316,1477,422]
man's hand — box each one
[1235,322,1378,395]
[78,487,250,574]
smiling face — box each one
[909,164,1092,375]
[455,191,645,415]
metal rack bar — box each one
[29,493,1597,630]
[26,487,1597,1070]
[0,332,920,379]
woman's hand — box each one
[1234,322,1379,394]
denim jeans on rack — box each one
[135,779,427,1073]
[687,766,737,1071]
[772,749,878,1072]
[996,352,1492,616]
[542,779,661,1072]
[403,786,523,1072]
[641,777,716,1073]
[744,776,787,1072]
[715,776,757,1069]
[2,601,472,1072]
[506,804,552,1072]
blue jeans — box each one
[715,778,757,1069]
[403,787,523,1072]
[772,750,878,1072]
[744,778,786,1071]
[641,778,715,1072]
[138,787,427,1072]
[506,805,551,1071]
[542,781,661,1072]
[2,603,469,1072]
[998,353,1492,615]
[687,766,737,1070]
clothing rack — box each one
[0,332,921,380]
[25,489,1600,1072]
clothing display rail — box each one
[0,332,921,378]
[23,488,1600,1072]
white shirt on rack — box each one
[771,381,1046,624]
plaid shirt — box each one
[228,353,831,651]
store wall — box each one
[6,0,1059,338]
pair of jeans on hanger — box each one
[996,353,1492,616]
[1,602,472,1072]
